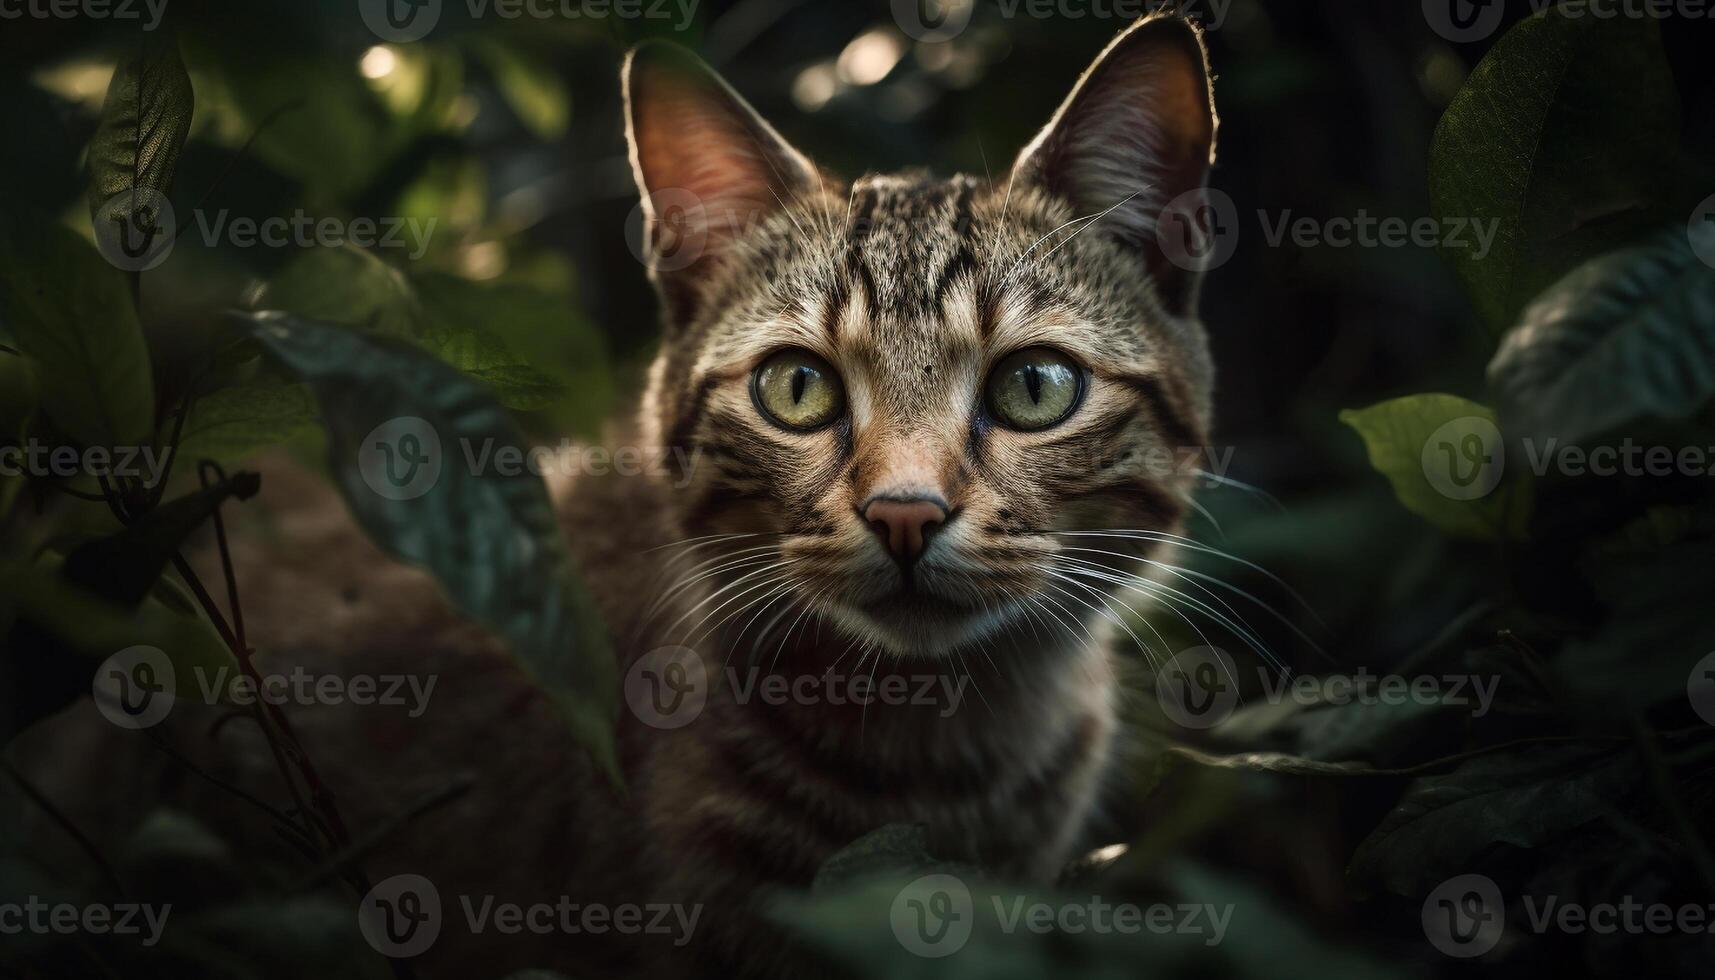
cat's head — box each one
[623,15,1219,657]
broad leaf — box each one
[241,310,619,780]
[0,562,235,741]
[256,246,566,410]
[777,856,1401,980]
[1348,744,1633,896]
[85,34,195,231]
[0,215,155,447]
[61,472,260,604]
[172,383,321,467]
[1488,224,1715,445]
[1429,9,1682,333]
[1340,395,1532,540]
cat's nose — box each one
[862,496,949,565]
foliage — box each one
[1,2,1712,979]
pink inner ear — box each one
[634,87,780,223]
[1050,40,1214,240]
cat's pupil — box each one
[1024,364,1042,404]
[791,366,809,404]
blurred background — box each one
[3,1,1714,977]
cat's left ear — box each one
[1011,15,1218,314]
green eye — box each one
[753,349,845,430]
[986,348,1083,431]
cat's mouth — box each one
[839,587,1009,656]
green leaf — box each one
[1339,394,1533,540]
[188,41,462,199]
[470,39,570,140]
[1428,9,1682,333]
[0,215,155,447]
[240,310,619,781]
[256,246,567,410]
[1348,744,1633,896]
[0,561,235,741]
[85,34,195,229]
[173,382,321,467]
[777,858,1402,980]
[61,472,261,604]
[812,824,972,894]
[1488,224,1715,445]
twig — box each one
[291,776,476,892]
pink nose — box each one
[862,497,949,564]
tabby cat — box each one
[582,11,1220,975]
[40,13,1222,979]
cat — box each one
[569,12,1220,975]
[16,13,1220,980]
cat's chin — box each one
[829,592,1019,659]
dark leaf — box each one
[1429,10,1682,333]
[1488,224,1715,446]
[85,34,195,231]
[241,310,619,780]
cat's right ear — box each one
[623,42,818,319]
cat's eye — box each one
[752,349,845,431]
[985,348,1084,431]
